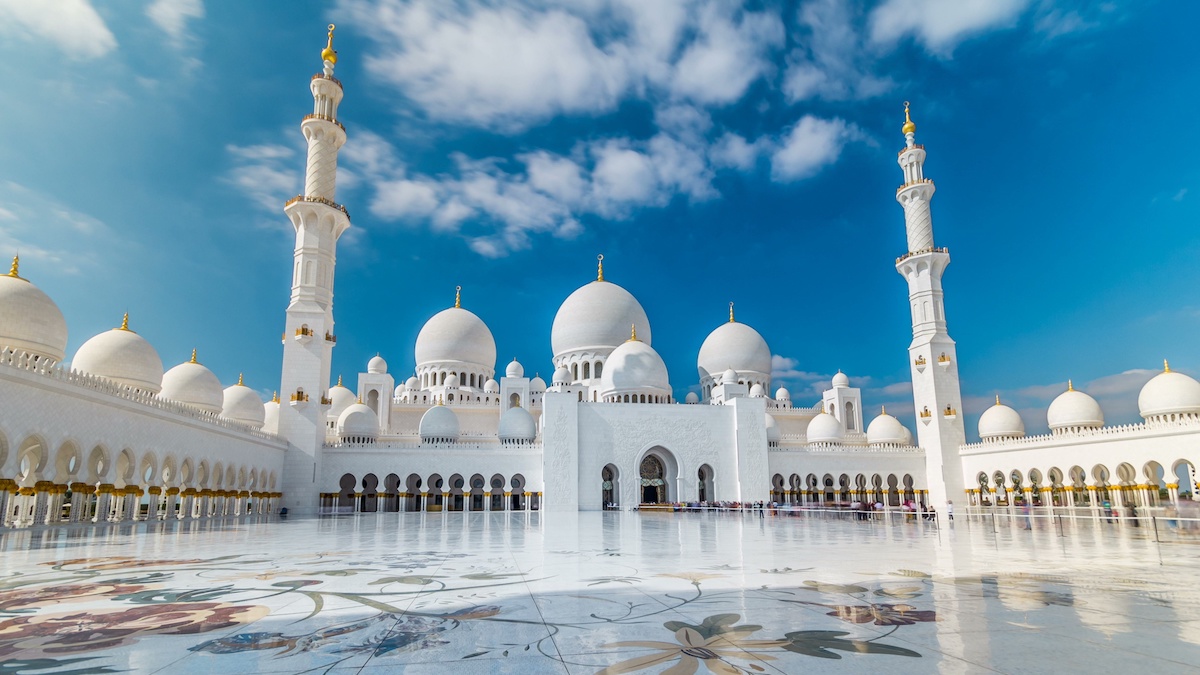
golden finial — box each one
[1067,379,1074,392]
[119,313,130,331]
[995,394,1001,406]
[454,285,461,309]
[321,24,337,64]
[597,254,605,282]
[1164,359,1171,373]
[881,405,887,415]
[357,395,363,404]
[902,101,916,135]
[629,323,638,342]
[237,373,245,386]
[7,255,19,279]
[190,348,198,364]
[272,391,279,403]
[729,302,735,323]
[337,374,343,387]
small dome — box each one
[328,381,357,419]
[832,371,850,388]
[506,359,524,378]
[338,402,378,438]
[394,384,407,397]
[498,405,537,442]
[405,375,420,389]
[262,398,280,435]
[979,399,1025,440]
[419,404,460,442]
[598,339,670,399]
[72,317,164,394]
[1138,364,1200,418]
[530,374,547,392]
[722,368,739,385]
[368,355,388,374]
[0,261,68,363]
[1047,383,1104,431]
[866,411,908,446]
[552,278,652,358]
[765,413,781,443]
[807,412,845,444]
[221,378,265,429]
[159,353,223,413]
[685,391,700,404]
[445,373,460,388]
[749,383,765,397]
[483,378,499,393]
[901,425,913,446]
[415,306,496,370]
[552,366,571,385]
[775,387,790,401]
[697,319,771,385]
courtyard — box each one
[0,511,1198,674]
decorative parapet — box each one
[284,194,350,219]
[897,144,924,156]
[961,416,1200,454]
[770,443,922,455]
[896,178,934,193]
[0,347,283,443]
[326,439,543,451]
[302,113,346,133]
[896,247,949,264]
[311,73,343,89]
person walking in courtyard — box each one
[946,500,954,522]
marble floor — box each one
[1,511,1199,674]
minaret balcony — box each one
[897,144,924,157]
[895,247,949,264]
[285,195,350,219]
[325,332,337,344]
[320,395,333,406]
[937,353,952,368]
[294,327,314,344]
[302,113,345,133]
[913,355,927,373]
[942,406,957,420]
[896,178,934,194]
[919,406,933,425]
[311,73,343,89]
[289,390,310,407]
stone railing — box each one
[311,73,343,88]
[284,194,350,219]
[895,246,949,264]
[772,442,922,455]
[960,416,1200,453]
[302,113,345,133]
[0,347,284,444]
[326,438,541,451]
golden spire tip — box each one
[1164,358,1171,373]
[902,100,916,135]
[272,391,279,403]
[729,301,735,323]
[995,394,1001,406]
[454,285,461,309]
[7,254,19,278]
[629,323,637,341]
[337,374,343,387]
[237,373,245,386]
[190,348,198,364]
[1067,379,1074,392]
[322,24,338,64]
[881,405,886,415]
[119,313,130,331]
[597,254,605,282]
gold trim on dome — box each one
[322,24,337,64]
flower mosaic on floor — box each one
[0,513,1197,674]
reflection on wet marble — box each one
[1,512,1199,674]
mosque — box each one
[0,27,1196,527]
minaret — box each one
[893,102,966,510]
[278,25,351,514]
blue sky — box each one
[2,0,1197,440]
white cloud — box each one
[340,0,788,131]
[771,116,856,182]
[146,0,205,43]
[225,143,300,211]
[369,179,439,220]
[783,0,893,102]
[869,0,1032,55]
[0,0,117,59]
[0,181,116,275]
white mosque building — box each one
[0,27,1196,527]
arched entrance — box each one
[641,455,666,504]
[698,464,714,503]
[602,464,619,509]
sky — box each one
[1,0,1198,441]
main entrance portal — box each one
[640,455,666,503]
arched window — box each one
[594,361,603,378]
[845,401,856,431]
[509,393,521,408]
[572,363,578,380]
[582,362,590,379]
[470,373,476,387]
[440,372,446,385]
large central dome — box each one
[414,306,496,369]
[552,280,651,358]
[697,320,770,383]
